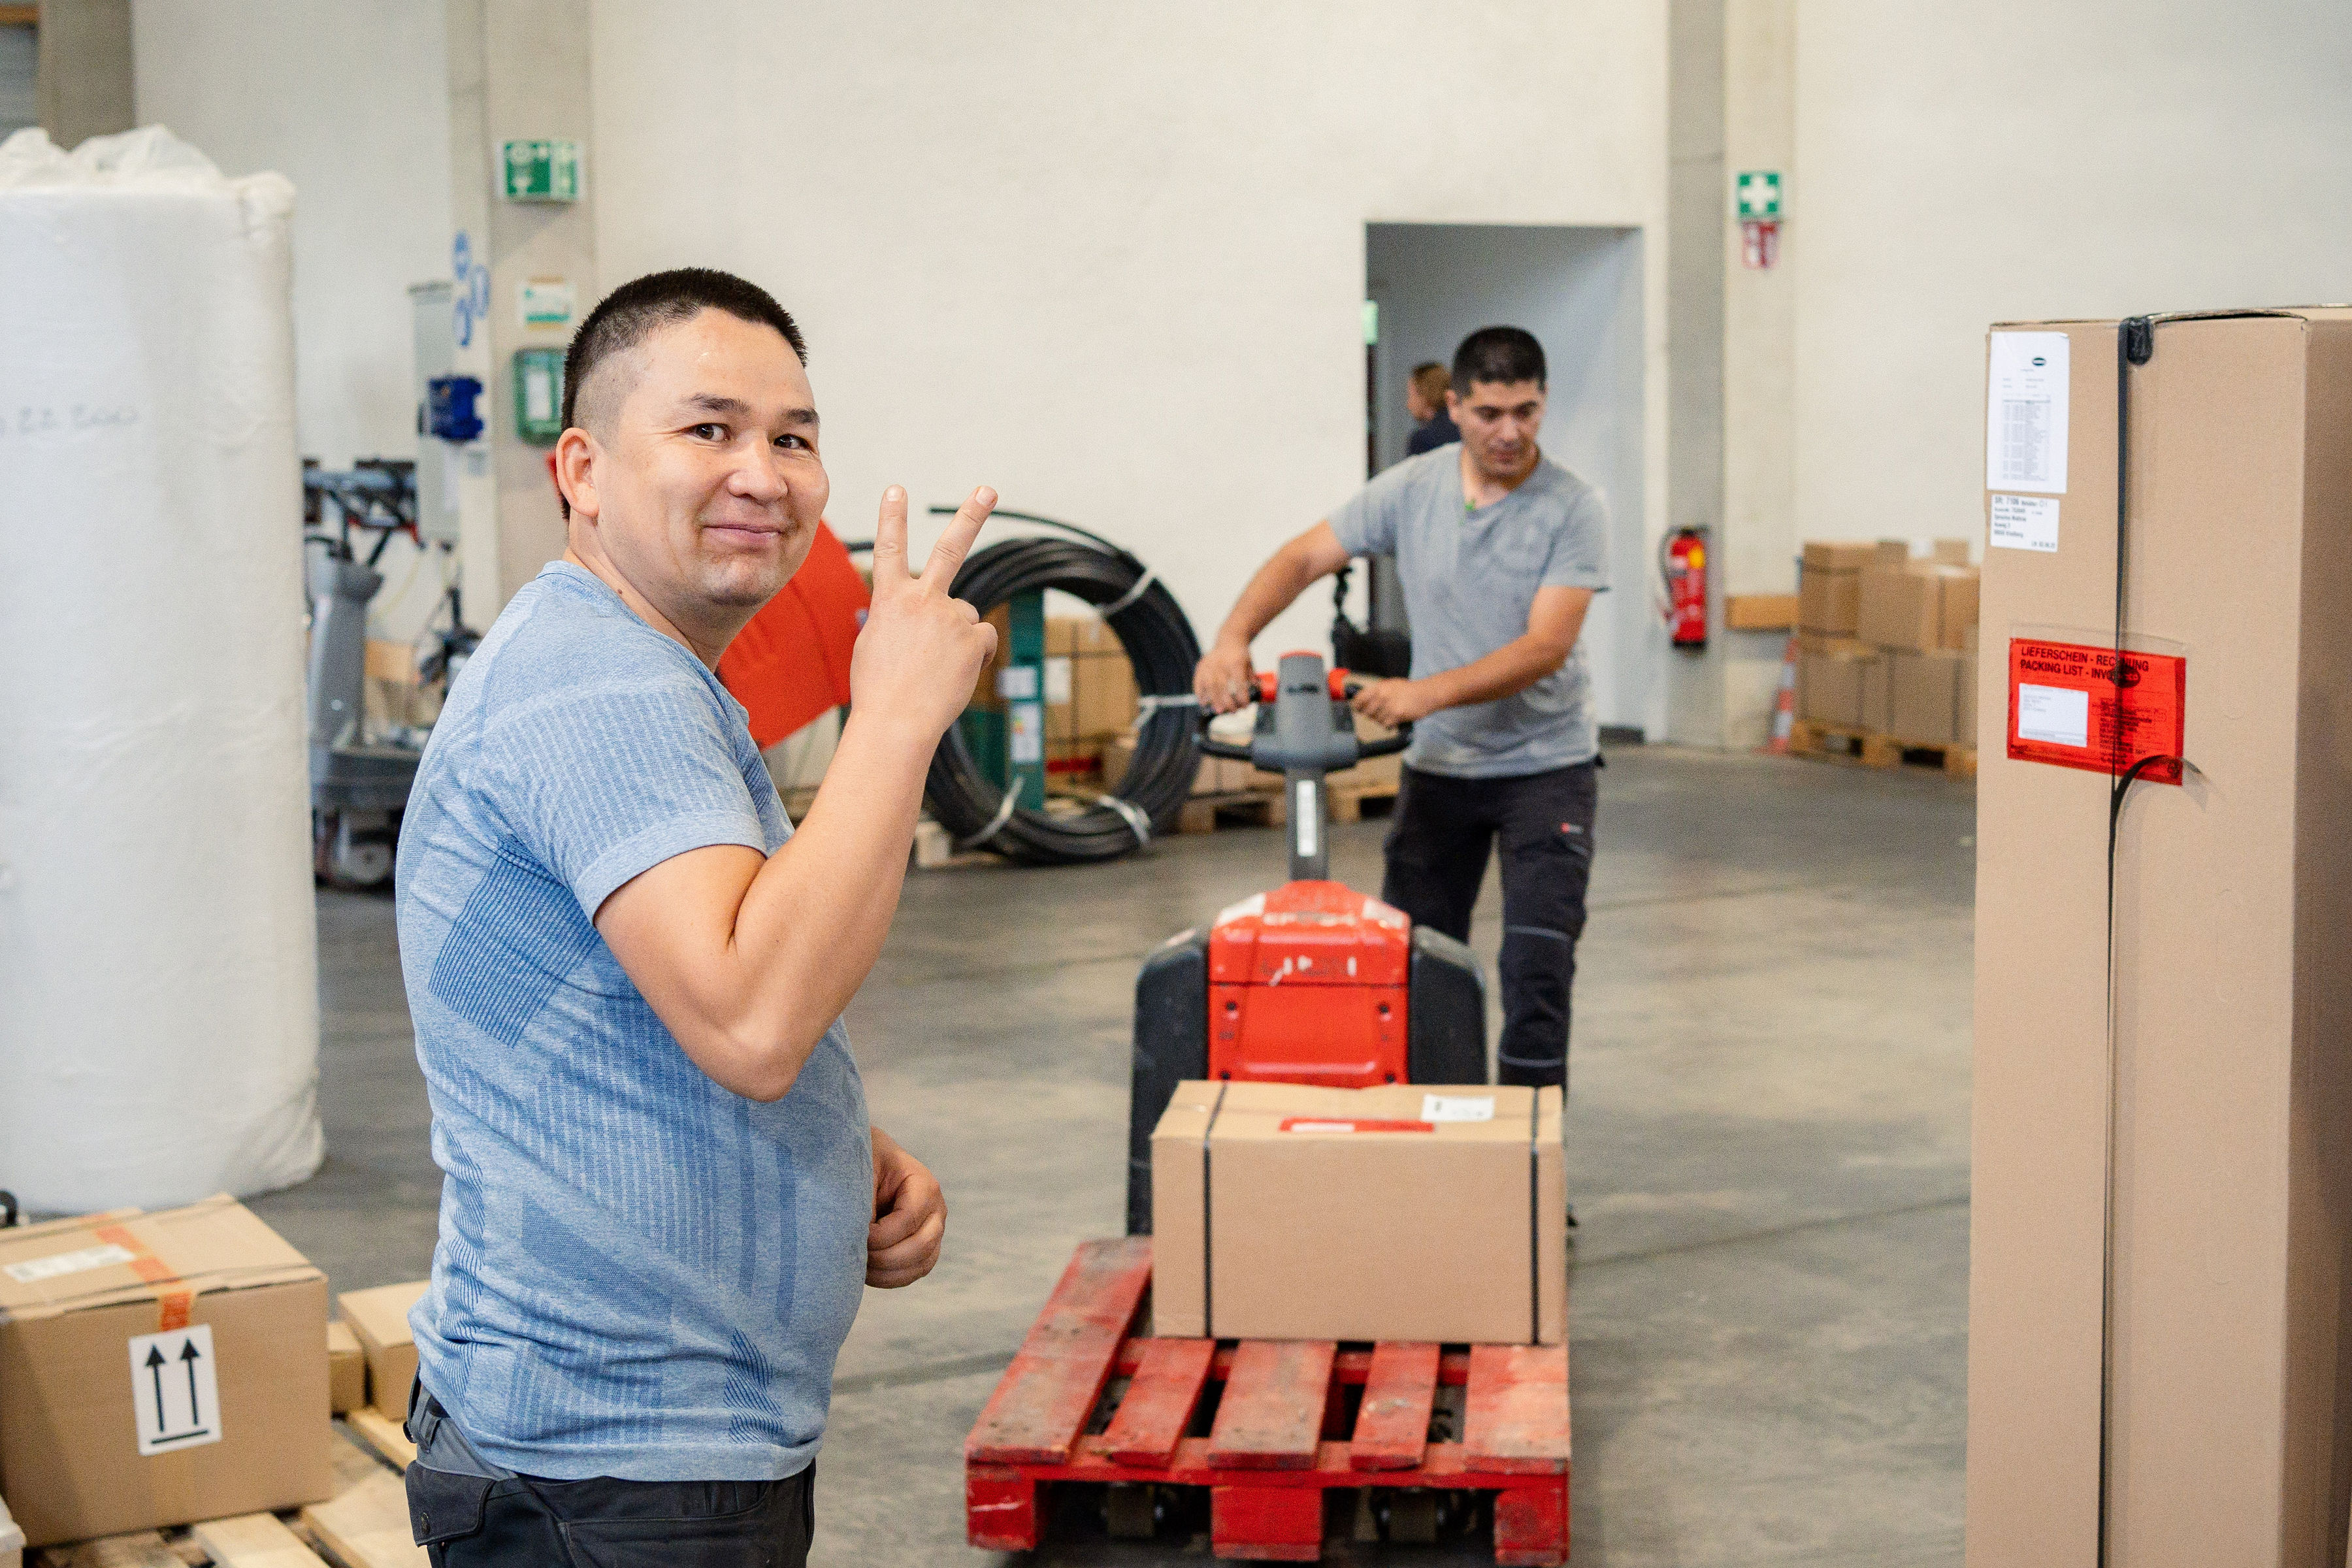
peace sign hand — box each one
[850,485,998,745]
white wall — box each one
[133,0,454,640]
[590,1,1669,669]
[1366,224,1655,734]
[1788,0,2352,575]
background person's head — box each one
[1447,326,1547,483]
[1407,361,1450,424]
[555,268,828,651]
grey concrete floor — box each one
[257,743,1973,1567]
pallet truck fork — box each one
[964,653,1570,1564]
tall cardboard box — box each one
[1969,311,2352,1568]
[0,1198,332,1547]
[1152,1081,1565,1344]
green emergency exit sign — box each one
[1735,170,1782,220]
[502,139,583,203]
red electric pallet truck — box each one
[963,653,1572,1565]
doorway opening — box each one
[1363,223,1652,740]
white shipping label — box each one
[1044,656,1072,704]
[5,1242,136,1284]
[1987,331,2070,494]
[127,1324,222,1457]
[1422,1094,1495,1123]
[1294,781,1318,859]
[1007,702,1043,764]
[2017,683,2090,748]
[996,666,1039,702]
[1989,494,2061,553]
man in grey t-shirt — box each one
[1194,327,1607,1090]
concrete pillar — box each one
[444,0,596,619]
[1663,0,1727,746]
[1715,0,1798,747]
[35,0,131,149]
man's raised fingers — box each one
[870,485,911,585]
[918,485,997,589]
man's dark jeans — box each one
[1380,760,1599,1088]
[405,1394,815,1567]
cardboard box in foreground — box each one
[1151,1081,1563,1344]
[1969,310,2352,1567]
[338,1279,429,1422]
[0,1197,331,1547]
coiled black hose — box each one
[849,510,1202,864]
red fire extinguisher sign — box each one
[1663,527,1708,648]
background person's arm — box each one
[1193,521,1352,712]
[1350,585,1595,727]
[593,487,997,1103]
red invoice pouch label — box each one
[2006,638,2185,783]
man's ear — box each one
[555,427,599,523]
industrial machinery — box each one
[959,655,1574,1566]
[302,461,476,889]
[1124,650,1485,1232]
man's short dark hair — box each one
[1451,326,1546,393]
[1409,361,1450,406]
[557,267,807,515]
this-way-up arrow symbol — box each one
[145,1345,169,1435]
[180,1337,204,1426]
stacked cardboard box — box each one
[973,610,1140,786]
[1795,540,1903,728]
[0,1197,332,1548]
[1797,538,1981,745]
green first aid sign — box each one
[1735,170,1782,220]
[502,140,583,203]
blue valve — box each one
[427,374,485,443]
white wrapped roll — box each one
[0,127,321,1211]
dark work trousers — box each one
[404,1395,815,1567]
[1380,760,1599,1089]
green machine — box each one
[958,590,1047,809]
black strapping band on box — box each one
[1528,1094,1541,1345]
[1201,1081,1227,1339]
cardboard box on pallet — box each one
[1858,561,1978,653]
[325,1319,365,1416]
[1969,310,2352,1566]
[337,1279,428,1422]
[1885,648,1965,745]
[0,1196,332,1548]
[1151,1081,1565,1345]
[1796,644,1876,727]
[1797,540,1905,634]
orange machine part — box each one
[1207,880,1412,1087]
[717,522,872,749]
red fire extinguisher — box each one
[1662,526,1708,649]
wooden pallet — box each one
[1789,719,1976,778]
[964,1239,1569,1564]
[1178,789,1288,835]
[35,1420,419,1568]
[1328,776,1399,824]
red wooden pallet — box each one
[964,1238,1569,1564]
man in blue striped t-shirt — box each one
[393,269,998,1562]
